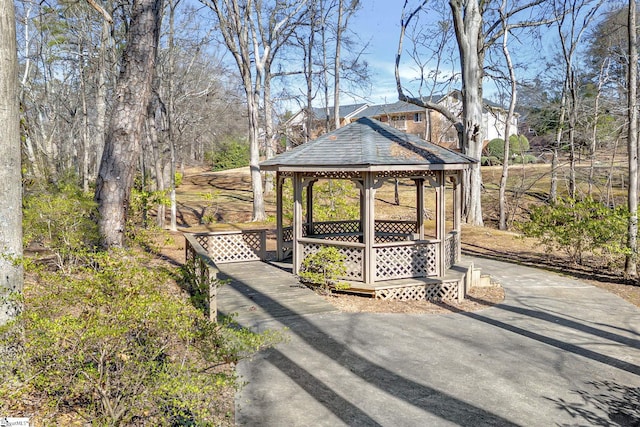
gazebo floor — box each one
[270,260,470,302]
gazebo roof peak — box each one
[261,117,475,172]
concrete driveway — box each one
[234,257,640,426]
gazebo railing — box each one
[283,220,418,243]
[444,231,459,271]
[295,229,461,283]
[300,237,365,281]
[374,240,438,280]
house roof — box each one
[261,117,474,172]
[323,91,507,120]
[311,103,369,121]
[353,101,425,118]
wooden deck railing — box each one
[184,233,220,322]
[193,229,267,263]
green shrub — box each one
[485,138,505,159]
[509,134,530,155]
[23,179,100,268]
[174,172,183,187]
[207,140,250,171]
[299,246,349,294]
[485,135,529,161]
[519,197,629,266]
[0,250,280,425]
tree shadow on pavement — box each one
[221,271,519,426]
[545,380,640,426]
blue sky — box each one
[348,0,407,105]
[343,1,566,107]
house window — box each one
[414,113,423,123]
[390,115,406,130]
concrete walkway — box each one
[221,257,640,426]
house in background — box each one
[283,103,369,146]
[283,90,518,151]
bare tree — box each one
[201,0,306,221]
[554,0,604,199]
[0,0,23,326]
[498,0,517,231]
[95,0,163,247]
[397,0,554,225]
[332,0,359,129]
[626,0,638,277]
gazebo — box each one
[260,117,474,295]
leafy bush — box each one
[174,172,183,187]
[299,246,349,294]
[510,134,530,155]
[485,135,530,161]
[23,179,99,268]
[207,140,250,171]
[519,197,629,266]
[0,250,280,425]
[485,138,505,159]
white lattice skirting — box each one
[375,281,460,301]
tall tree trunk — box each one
[321,1,330,133]
[79,41,90,193]
[263,66,275,195]
[0,0,23,326]
[333,0,344,129]
[247,89,266,221]
[95,0,163,248]
[626,0,638,277]
[499,3,516,230]
[550,86,567,204]
[588,59,608,196]
[305,11,315,144]
[94,19,113,185]
[450,0,484,226]
[567,69,578,198]
[167,0,180,231]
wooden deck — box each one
[216,261,338,329]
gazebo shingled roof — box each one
[261,117,474,170]
[260,117,474,289]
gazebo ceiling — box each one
[260,117,475,172]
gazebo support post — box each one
[452,173,462,262]
[276,173,284,261]
[358,179,365,233]
[363,172,376,284]
[293,172,303,275]
[414,178,425,240]
[437,171,447,276]
[306,179,315,236]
